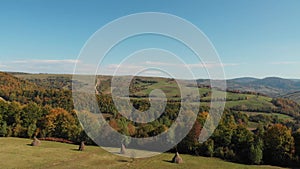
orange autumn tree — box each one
[44,108,80,140]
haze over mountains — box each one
[197,77,300,103]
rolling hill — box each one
[195,77,300,103]
[1,72,300,167]
[12,71,300,99]
[0,137,287,169]
[280,91,300,104]
[6,72,300,128]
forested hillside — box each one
[0,72,300,167]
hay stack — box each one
[31,137,41,146]
[120,143,126,154]
[172,152,183,164]
[78,141,85,151]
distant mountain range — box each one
[197,77,300,103]
[230,77,300,95]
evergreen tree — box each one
[249,138,263,164]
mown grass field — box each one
[241,111,294,121]
[0,137,287,169]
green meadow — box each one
[0,137,287,169]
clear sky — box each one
[0,0,300,79]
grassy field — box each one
[241,111,294,121]
[14,73,73,79]
[0,137,287,169]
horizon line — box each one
[2,71,299,80]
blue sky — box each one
[0,0,300,79]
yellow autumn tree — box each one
[45,108,79,140]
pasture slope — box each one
[0,137,286,169]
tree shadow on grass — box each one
[163,160,173,164]
[117,159,129,163]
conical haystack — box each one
[120,143,126,154]
[31,136,41,146]
[172,152,183,164]
[78,141,85,151]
